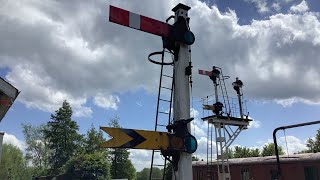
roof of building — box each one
[193,153,320,166]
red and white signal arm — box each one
[109,5,172,37]
[198,69,212,76]
[0,77,19,122]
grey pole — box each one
[0,132,4,163]
[238,93,244,119]
[172,3,193,180]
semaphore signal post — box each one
[101,3,196,180]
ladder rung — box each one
[159,98,171,102]
[152,164,165,167]
[163,74,173,78]
[159,111,169,114]
[161,86,172,90]
[217,154,228,159]
[157,124,167,127]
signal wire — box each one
[283,129,289,157]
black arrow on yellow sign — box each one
[118,129,146,148]
[100,127,184,150]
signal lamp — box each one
[184,135,197,153]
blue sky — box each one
[1,0,320,171]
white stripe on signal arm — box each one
[129,12,140,30]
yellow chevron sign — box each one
[100,127,184,150]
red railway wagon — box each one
[192,153,320,180]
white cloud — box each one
[93,93,120,110]
[279,135,307,154]
[191,118,207,138]
[190,108,199,118]
[272,3,281,12]
[193,136,216,161]
[248,119,261,128]
[245,0,269,14]
[260,136,307,155]
[2,133,25,151]
[275,97,320,107]
[129,149,163,172]
[73,106,93,117]
[1,0,320,114]
[136,101,143,107]
[290,1,309,14]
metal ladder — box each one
[207,122,214,179]
[217,68,231,116]
[149,50,174,180]
[214,123,231,180]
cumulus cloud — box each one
[260,136,307,155]
[272,3,281,12]
[275,97,320,107]
[245,0,269,13]
[189,1,320,106]
[289,1,309,14]
[193,136,216,161]
[279,135,307,154]
[2,133,25,151]
[190,108,199,118]
[191,119,207,138]
[129,149,163,172]
[248,119,261,128]
[73,106,93,117]
[93,93,120,110]
[1,0,320,116]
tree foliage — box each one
[83,124,106,154]
[108,117,136,180]
[229,146,260,158]
[22,123,49,176]
[192,156,199,161]
[306,129,320,153]
[0,144,32,180]
[110,149,136,180]
[137,168,162,180]
[63,151,111,180]
[43,100,83,175]
[18,101,139,179]
[164,162,173,180]
[261,143,284,157]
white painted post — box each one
[172,4,192,180]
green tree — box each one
[0,144,32,180]
[108,117,136,180]
[261,143,284,157]
[63,151,111,180]
[229,146,260,158]
[164,162,173,180]
[22,123,49,176]
[43,100,83,175]
[228,148,234,158]
[137,168,162,180]
[306,129,320,153]
[192,156,199,161]
[83,124,106,154]
[250,148,260,157]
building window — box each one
[241,168,251,180]
[304,166,319,180]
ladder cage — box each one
[149,49,174,180]
[201,95,249,119]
